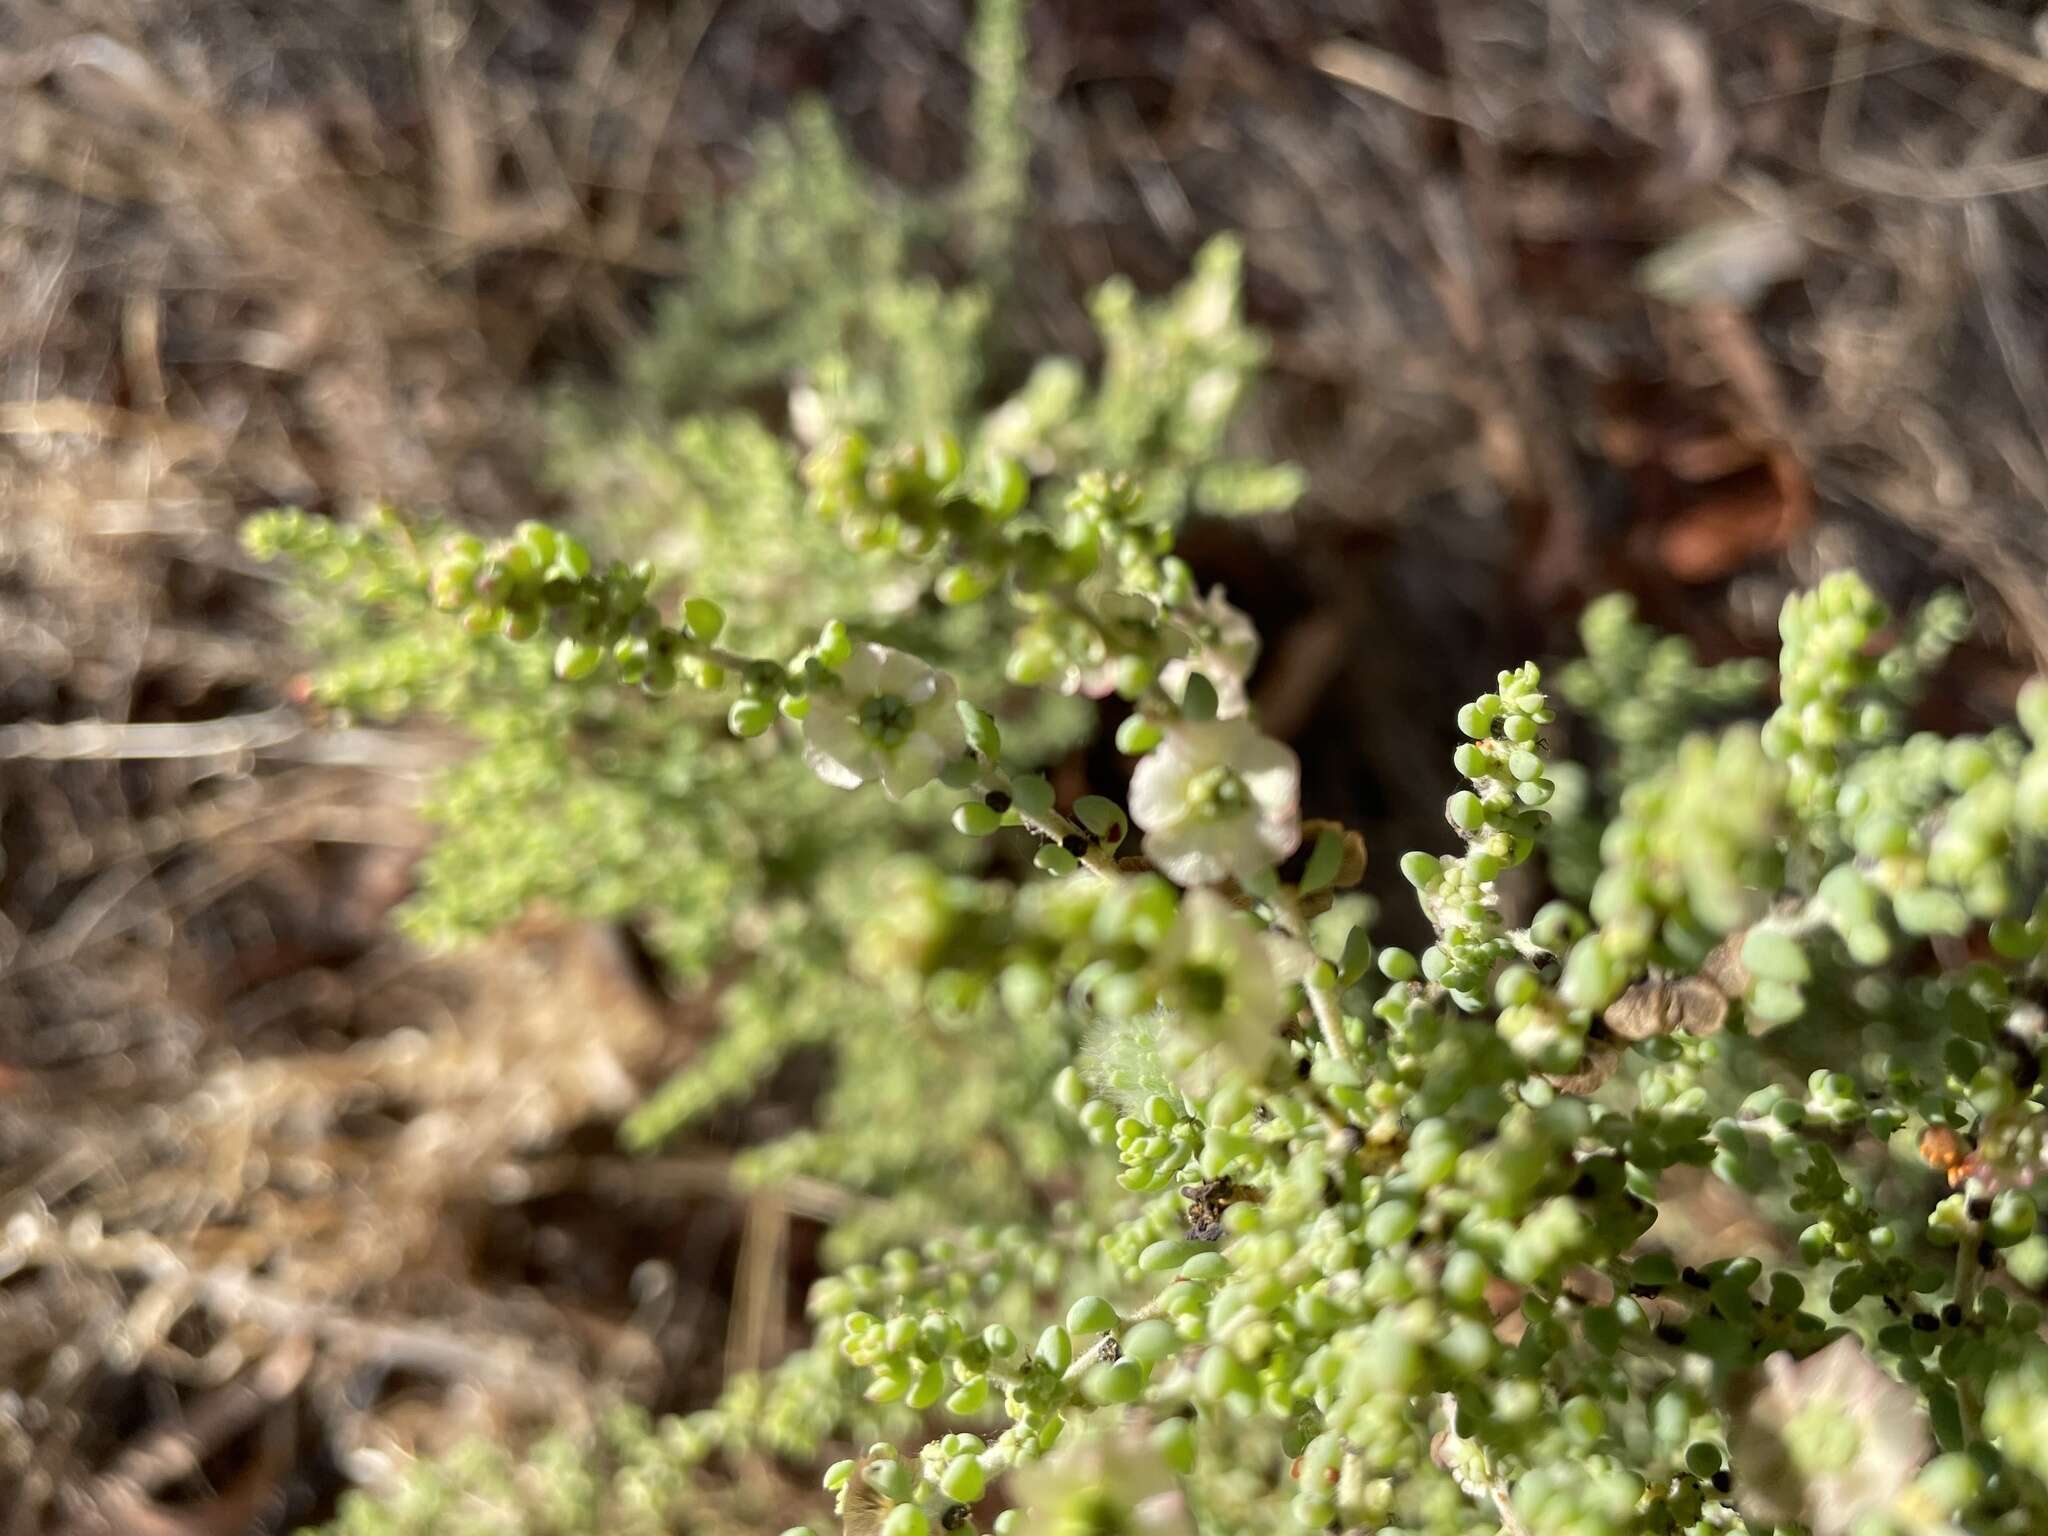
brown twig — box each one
[0,710,446,774]
[0,710,303,761]
[1792,0,2048,96]
[1311,39,1462,123]
[724,1194,789,1381]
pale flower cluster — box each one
[802,643,964,800]
[1129,716,1300,886]
[1152,890,1286,1067]
[1161,586,1259,719]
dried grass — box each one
[0,1,720,1525]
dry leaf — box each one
[1300,819,1369,888]
[1698,934,1752,997]
[1603,973,1730,1042]
[1551,943,1748,1094]
[1546,1035,1624,1095]
[1656,470,1802,584]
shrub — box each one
[249,0,1294,1275]
[250,8,2048,1536]
[262,471,2048,1535]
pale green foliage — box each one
[961,0,1031,284]
[316,1410,704,1536]
[255,0,1295,1202]
[978,236,1304,525]
[265,12,1311,1530]
[539,408,851,659]
[625,97,922,416]
[751,563,2048,1536]
[1547,593,1770,904]
[273,459,2048,1536]
[622,0,1034,420]
[1559,592,1769,786]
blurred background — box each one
[4,0,2048,1531]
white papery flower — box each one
[1161,585,1260,719]
[1728,1335,1932,1536]
[1011,1429,1195,1536]
[1130,718,1300,886]
[1154,890,1285,1067]
[802,643,964,800]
